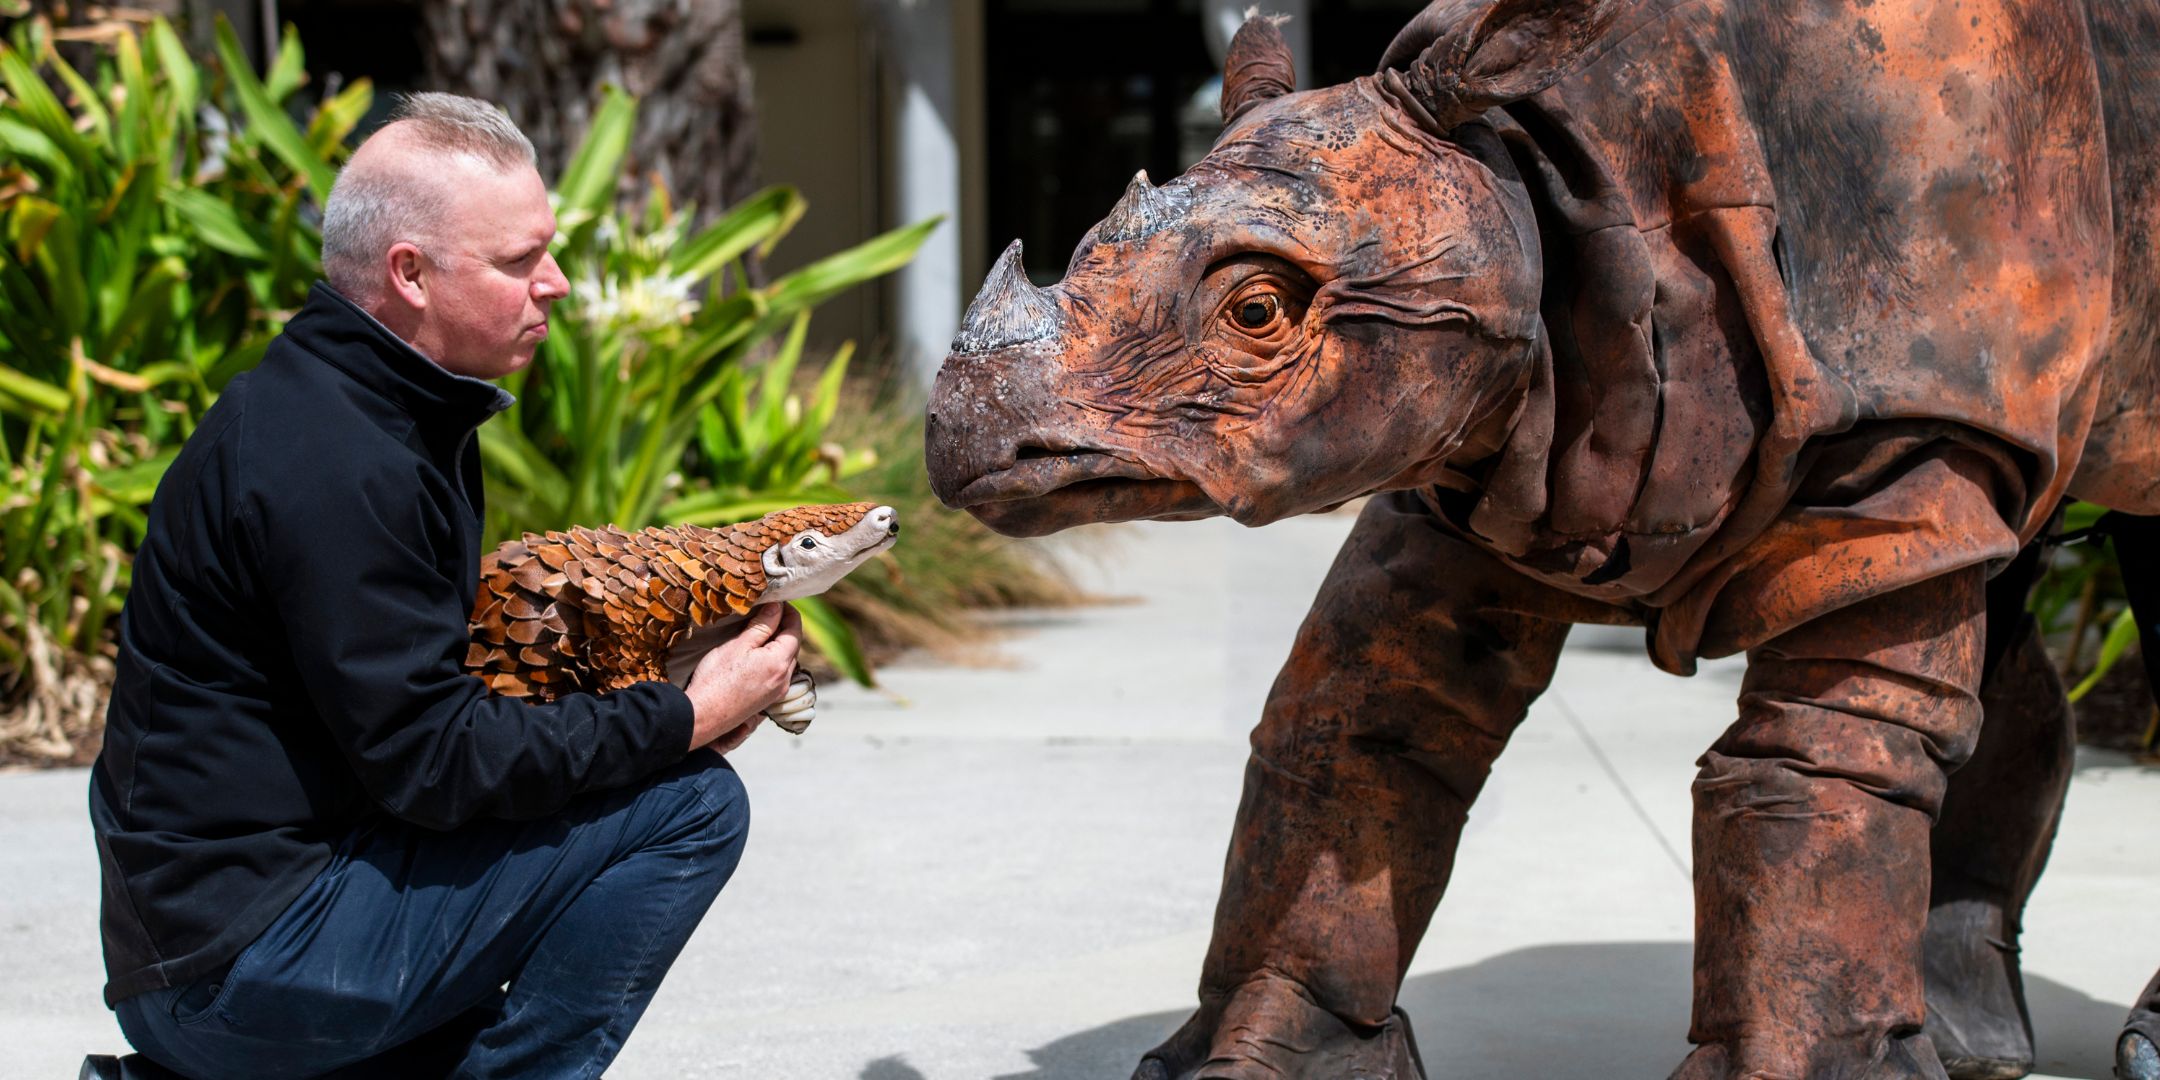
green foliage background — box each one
[2031,502,2153,753]
[0,15,1071,762]
[0,15,352,762]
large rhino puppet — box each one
[927,1,2160,1078]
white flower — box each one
[574,269,701,339]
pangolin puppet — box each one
[463,502,899,733]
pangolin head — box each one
[730,502,899,605]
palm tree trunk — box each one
[417,0,758,223]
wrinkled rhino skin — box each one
[927,1,2160,1077]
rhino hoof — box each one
[1134,1004,1425,1080]
[2120,1031,2160,1080]
[1674,1031,1952,1080]
[1940,1053,2033,1080]
[1924,899,2034,1080]
[1130,1059,1174,1080]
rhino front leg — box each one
[1135,493,1595,1080]
[1923,542,2072,1080]
[1676,566,1988,1080]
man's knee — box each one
[646,750,751,855]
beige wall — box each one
[747,0,989,377]
[746,0,883,352]
[955,0,988,296]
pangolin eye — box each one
[798,536,816,550]
[1234,294,1279,330]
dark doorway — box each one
[981,0,1427,283]
[280,0,427,133]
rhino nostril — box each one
[1014,444,1063,461]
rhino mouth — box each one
[954,449,1159,505]
[951,449,1216,536]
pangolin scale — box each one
[463,502,896,731]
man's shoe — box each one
[79,1054,186,1080]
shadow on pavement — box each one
[2026,973,2135,1080]
[2071,747,2160,775]
[984,942,2130,1080]
[860,1053,931,1080]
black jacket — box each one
[90,284,694,1005]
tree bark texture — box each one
[419,0,758,224]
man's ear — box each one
[1220,12,1296,127]
[385,241,428,311]
[1377,0,1624,133]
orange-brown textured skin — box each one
[1384,0,2128,672]
[1220,15,1296,124]
[1678,566,1985,1079]
[927,1,2158,1077]
[930,0,2154,671]
[2071,0,2160,512]
[1134,494,1613,1079]
[463,503,877,700]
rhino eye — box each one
[1203,261,1309,367]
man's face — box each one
[419,160,568,380]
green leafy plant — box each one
[2032,502,2138,702]
[0,14,365,761]
[2030,501,2155,757]
[0,17,1078,763]
[478,85,941,685]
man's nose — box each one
[534,253,570,301]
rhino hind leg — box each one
[1677,566,1988,1080]
[1923,895,2040,1080]
[1922,542,2072,1080]
[1135,494,1584,1080]
[2108,513,2160,1080]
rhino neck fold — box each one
[1391,342,1539,502]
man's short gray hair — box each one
[321,93,539,302]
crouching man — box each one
[87,92,799,1078]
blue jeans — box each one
[115,751,749,1079]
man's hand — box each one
[685,603,802,752]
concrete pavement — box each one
[4,514,2156,1078]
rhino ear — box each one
[1221,11,1297,126]
[1378,0,1623,133]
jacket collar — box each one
[284,282,516,429]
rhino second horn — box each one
[952,240,1061,354]
[1097,170,1193,244]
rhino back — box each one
[2070,0,2160,513]
[1436,0,2126,666]
[1537,0,2113,523]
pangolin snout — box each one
[871,505,899,537]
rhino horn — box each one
[1097,170,1193,244]
[952,240,1061,354]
